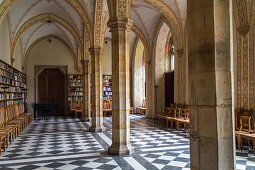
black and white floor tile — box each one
[0,115,254,170]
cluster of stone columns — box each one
[80,1,236,168]
[188,0,235,169]
[85,18,132,154]
[80,1,132,155]
[108,18,133,155]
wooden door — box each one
[38,69,65,115]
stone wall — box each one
[0,17,11,65]
[155,22,170,113]
[134,39,145,109]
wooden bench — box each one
[0,113,32,155]
[155,104,190,134]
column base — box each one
[108,144,132,155]
[89,125,105,132]
[81,118,91,122]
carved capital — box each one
[237,25,250,36]
[108,18,133,32]
[81,59,90,66]
[89,47,103,56]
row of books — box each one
[70,79,82,83]
[0,76,26,87]
[0,86,23,93]
[0,69,26,82]
[68,96,83,101]
[103,82,112,87]
[103,92,112,95]
[0,93,23,100]
[68,92,83,96]
[103,75,112,80]
[69,82,82,87]
[0,63,13,73]
[69,75,82,79]
[68,87,83,91]
[103,87,112,91]
[103,96,112,100]
[0,100,23,106]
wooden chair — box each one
[236,115,253,152]
[70,100,77,113]
[103,100,112,116]
[136,98,146,115]
[177,106,190,134]
[74,102,83,118]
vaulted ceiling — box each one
[0,0,188,67]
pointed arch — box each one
[0,0,93,44]
[11,13,82,62]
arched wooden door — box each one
[38,69,65,115]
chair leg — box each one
[237,135,241,150]
[176,121,179,130]
[0,140,2,156]
[253,139,255,156]
[6,134,9,148]
[241,138,243,152]
[4,137,6,152]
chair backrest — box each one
[71,100,77,109]
[240,116,251,132]
[235,108,241,130]
[77,101,82,110]
[0,107,4,127]
[162,107,166,114]
[103,100,112,109]
[242,109,252,117]
[182,106,189,120]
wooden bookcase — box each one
[68,74,83,107]
[0,60,27,126]
[103,75,112,100]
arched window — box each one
[170,43,174,71]
[166,33,175,72]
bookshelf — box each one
[0,60,27,125]
[103,75,112,100]
[68,74,83,107]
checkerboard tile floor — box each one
[0,115,254,170]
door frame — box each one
[35,65,68,114]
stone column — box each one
[108,19,132,155]
[146,58,154,118]
[81,59,91,121]
[188,0,235,169]
[177,49,184,104]
[89,47,104,132]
